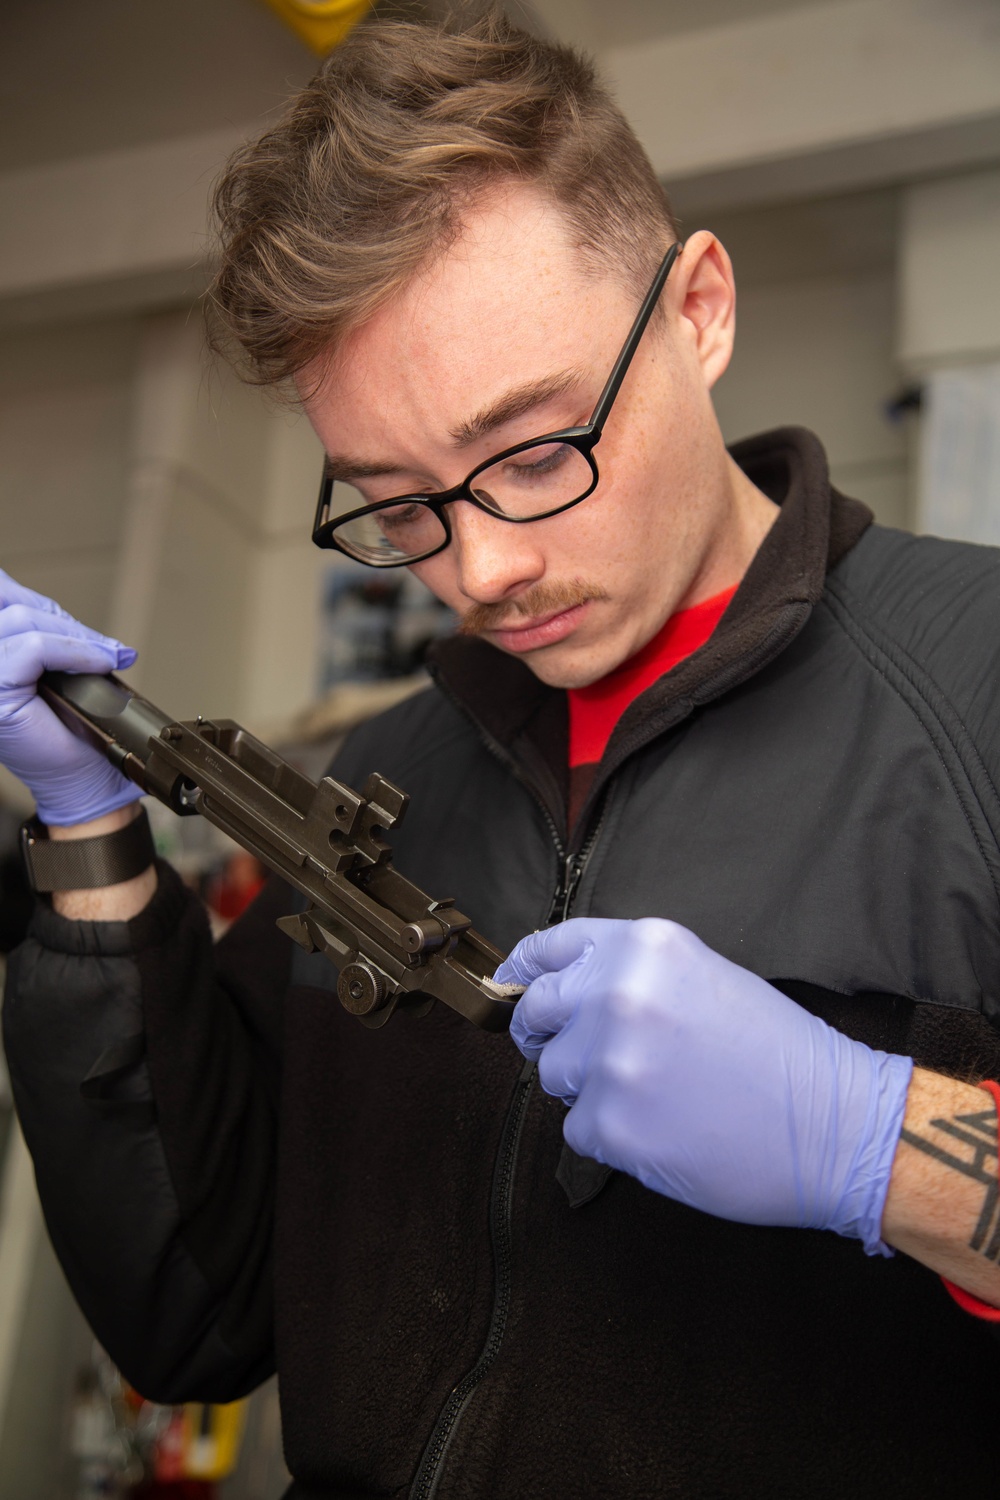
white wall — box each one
[110,309,329,728]
[0,304,328,732]
[243,408,331,734]
[898,166,1000,541]
[0,316,141,629]
[714,271,908,526]
[900,165,1000,372]
[709,192,910,528]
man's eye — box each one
[502,444,573,482]
[378,503,424,533]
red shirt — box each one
[566,585,737,826]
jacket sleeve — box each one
[1,859,291,1403]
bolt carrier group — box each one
[40,670,520,1031]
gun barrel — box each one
[39,671,172,777]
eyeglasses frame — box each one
[312,239,683,567]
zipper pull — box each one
[546,852,584,926]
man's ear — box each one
[672,231,736,391]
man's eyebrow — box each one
[449,370,584,447]
[321,370,586,481]
[322,456,405,484]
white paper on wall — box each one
[919,362,1000,543]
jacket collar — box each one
[428,427,872,836]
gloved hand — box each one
[494,917,913,1255]
[0,569,141,826]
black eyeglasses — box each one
[312,240,682,568]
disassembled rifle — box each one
[39,672,521,1032]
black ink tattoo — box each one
[900,1106,1000,1262]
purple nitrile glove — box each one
[494,917,913,1255]
[0,569,141,826]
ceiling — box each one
[0,0,839,173]
[530,0,835,50]
[0,0,314,172]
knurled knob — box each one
[338,960,389,1016]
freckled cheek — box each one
[524,504,622,581]
[409,555,461,610]
[583,446,666,563]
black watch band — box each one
[20,806,156,893]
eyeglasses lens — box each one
[332,500,448,566]
[469,441,594,518]
[331,441,594,565]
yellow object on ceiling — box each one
[260,0,374,56]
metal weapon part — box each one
[39,671,520,1032]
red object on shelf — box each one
[132,1483,216,1498]
[207,850,266,922]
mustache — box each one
[459,579,609,637]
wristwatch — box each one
[20,806,156,893]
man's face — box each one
[301,185,741,688]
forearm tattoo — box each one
[900,1103,1000,1262]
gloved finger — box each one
[0,630,126,692]
[493,918,606,988]
[537,1031,584,1106]
[0,569,78,621]
[509,970,578,1060]
[0,601,135,658]
[534,1000,603,1106]
[562,1096,602,1161]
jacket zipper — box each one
[408,794,606,1500]
[545,810,606,926]
[408,1055,536,1500]
[429,671,605,924]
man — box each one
[3,13,1000,1498]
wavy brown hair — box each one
[208,10,677,389]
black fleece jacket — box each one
[5,427,1000,1499]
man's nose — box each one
[447,499,545,603]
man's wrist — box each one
[881,1068,1000,1307]
[834,1044,912,1257]
[43,803,158,921]
[48,803,143,841]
